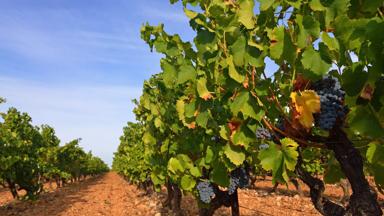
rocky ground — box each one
[0,172,383,216]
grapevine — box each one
[113,0,384,215]
[0,106,109,200]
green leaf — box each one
[151,173,165,186]
[181,175,196,191]
[154,39,167,53]
[195,30,217,52]
[309,0,326,11]
[268,26,296,64]
[176,154,194,170]
[245,46,264,67]
[268,27,284,60]
[324,157,345,184]
[280,138,299,171]
[161,60,177,87]
[321,32,339,51]
[184,8,198,19]
[230,91,263,120]
[227,56,245,83]
[341,64,367,96]
[258,143,283,183]
[301,47,331,76]
[230,35,246,66]
[185,101,196,118]
[259,0,274,11]
[177,63,196,84]
[190,167,202,177]
[302,15,320,38]
[232,125,255,147]
[258,138,298,184]
[154,117,162,128]
[168,157,185,174]
[205,146,214,163]
[238,0,255,29]
[230,91,249,114]
[325,0,351,28]
[143,131,156,145]
[348,106,384,139]
[224,144,246,166]
[210,162,230,186]
[176,98,186,121]
[219,126,229,141]
[196,111,209,128]
[366,142,384,165]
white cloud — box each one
[139,3,189,23]
[0,9,146,66]
[136,0,189,24]
[0,76,142,165]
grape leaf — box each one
[301,47,332,76]
[290,90,321,129]
[227,56,245,83]
[197,77,213,100]
[348,106,384,138]
[181,175,196,191]
[224,144,246,166]
[238,0,255,29]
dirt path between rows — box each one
[0,172,383,216]
[0,172,161,216]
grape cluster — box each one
[196,181,215,204]
[313,76,347,130]
[255,128,272,140]
[228,167,249,195]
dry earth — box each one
[0,172,383,216]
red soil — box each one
[0,172,382,216]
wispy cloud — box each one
[0,76,142,165]
[0,0,196,165]
[140,7,189,23]
[0,7,147,66]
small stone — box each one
[149,201,156,207]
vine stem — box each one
[261,118,325,149]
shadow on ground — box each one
[0,175,105,216]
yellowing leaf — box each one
[197,77,213,100]
[290,90,320,129]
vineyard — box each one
[0,99,109,200]
[1,0,384,215]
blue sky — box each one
[0,0,198,165]
[0,0,278,166]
